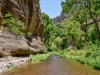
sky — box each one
[40,0,62,18]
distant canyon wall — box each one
[53,12,70,26]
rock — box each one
[0,0,43,36]
[0,47,3,57]
[30,47,44,54]
[29,42,44,54]
[0,56,29,74]
[53,12,70,26]
[0,33,30,56]
[0,33,44,56]
[0,0,44,56]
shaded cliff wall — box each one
[0,0,44,36]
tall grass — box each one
[30,54,50,63]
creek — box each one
[3,55,100,75]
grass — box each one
[29,49,100,70]
[56,50,100,70]
[30,54,50,63]
[6,64,17,71]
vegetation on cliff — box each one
[2,13,25,36]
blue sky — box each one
[40,0,62,18]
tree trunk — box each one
[87,0,100,40]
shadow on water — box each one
[3,54,100,75]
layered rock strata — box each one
[0,0,44,35]
[0,0,44,57]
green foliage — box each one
[60,19,81,47]
[84,50,95,58]
[30,50,100,70]
[68,50,77,55]
[40,0,100,71]
[42,12,55,46]
[7,64,17,71]
[88,26,98,43]
[41,1,100,71]
[54,37,63,49]
[49,42,57,51]
[2,13,25,36]
[61,0,100,41]
[30,54,49,63]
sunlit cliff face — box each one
[0,0,44,36]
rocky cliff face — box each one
[0,0,44,35]
[53,12,70,26]
[0,0,44,57]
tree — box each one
[60,19,81,47]
[42,12,54,46]
[61,0,100,41]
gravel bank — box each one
[0,56,30,74]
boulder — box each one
[0,33,30,56]
[0,33,44,57]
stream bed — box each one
[3,55,100,75]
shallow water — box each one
[3,55,100,75]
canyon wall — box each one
[0,0,44,57]
[0,0,44,35]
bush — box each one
[7,64,17,71]
[92,60,100,70]
[84,50,95,58]
[48,42,57,52]
[2,13,25,36]
[68,50,77,55]
[54,37,63,49]
[30,54,49,63]
[78,57,88,64]
[76,50,84,56]
[54,51,66,58]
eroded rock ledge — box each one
[0,33,44,57]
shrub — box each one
[2,13,25,36]
[78,57,88,64]
[68,50,77,55]
[7,64,17,71]
[54,37,63,49]
[84,50,94,58]
[30,54,49,63]
[92,60,100,70]
[47,42,57,52]
[76,50,84,56]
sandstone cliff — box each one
[0,0,44,35]
[0,0,44,57]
